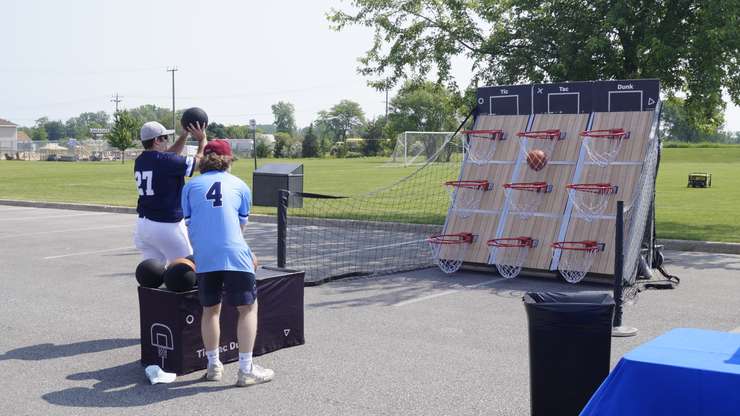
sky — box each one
[1,0,738,132]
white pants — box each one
[134,217,193,264]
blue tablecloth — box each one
[580,328,740,416]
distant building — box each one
[0,118,18,154]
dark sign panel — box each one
[476,84,533,115]
[477,79,660,115]
[592,79,660,112]
[532,81,592,114]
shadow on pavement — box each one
[42,361,233,408]
[0,338,139,361]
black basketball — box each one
[181,107,208,130]
[164,262,197,292]
[136,259,166,288]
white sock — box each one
[239,352,253,373]
[206,349,221,367]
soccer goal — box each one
[388,131,461,166]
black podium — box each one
[138,267,304,375]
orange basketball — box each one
[526,149,548,171]
[168,257,195,272]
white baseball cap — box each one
[140,121,175,141]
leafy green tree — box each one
[317,100,366,142]
[206,122,228,139]
[32,126,48,142]
[126,105,179,132]
[362,117,385,156]
[225,125,248,139]
[271,101,297,134]
[107,111,138,164]
[44,120,65,141]
[329,0,739,133]
[255,137,272,158]
[302,123,320,157]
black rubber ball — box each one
[181,107,208,130]
[164,263,197,292]
[136,259,166,288]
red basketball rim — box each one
[462,129,505,140]
[551,240,603,252]
[566,183,618,194]
[579,128,629,139]
[444,180,491,190]
[428,233,474,244]
[487,237,536,248]
[504,182,551,192]
[516,129,563,140]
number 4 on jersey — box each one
[206,182,223,207]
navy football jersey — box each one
[134,151,195,222]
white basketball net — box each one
[553,242,603,284]
[464,130,504,164]
[428,233,473,274]
[581,129,629,167]
[567,184,617,222]
[518,130,562,170]
[445,181,489,218]
[505,183,551,219]
[488,238,536,279]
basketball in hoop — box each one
[517,129,564,172]
[526,149,548,171]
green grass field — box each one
[1,148,738,242]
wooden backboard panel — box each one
[559,111,656,275]
[529,113,589,161]
[444,115,530,264]
[560,217,616,275]
[500,216,562,270]
[587,111,653,162]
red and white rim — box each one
[487,237,536,248]
[551,240,604,252]
[463,130,505,140]
[428,233,474,245]
[566,183,618,194]
[516,129,563,140]
[580,128,629,139]
[504,182,551,192]
[444,180,491,191]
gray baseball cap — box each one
[140,121,175,141]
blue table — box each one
[580,328,740,416]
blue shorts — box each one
[197,271,257,307]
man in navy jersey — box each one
[133,120,207,264]
[182,139,274,387]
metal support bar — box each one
[613,200,638,337]
[277,189,288,268]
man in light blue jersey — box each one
[182,139,274,387]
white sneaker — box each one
[235,363,274,387]
[204,362,223,381]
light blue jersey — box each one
[182,171,255,274]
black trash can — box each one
[523,292,615,416]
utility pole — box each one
[385,88,389,118]
[167,67,178,130]
[111,93,122,113]
[250,119,257,170]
